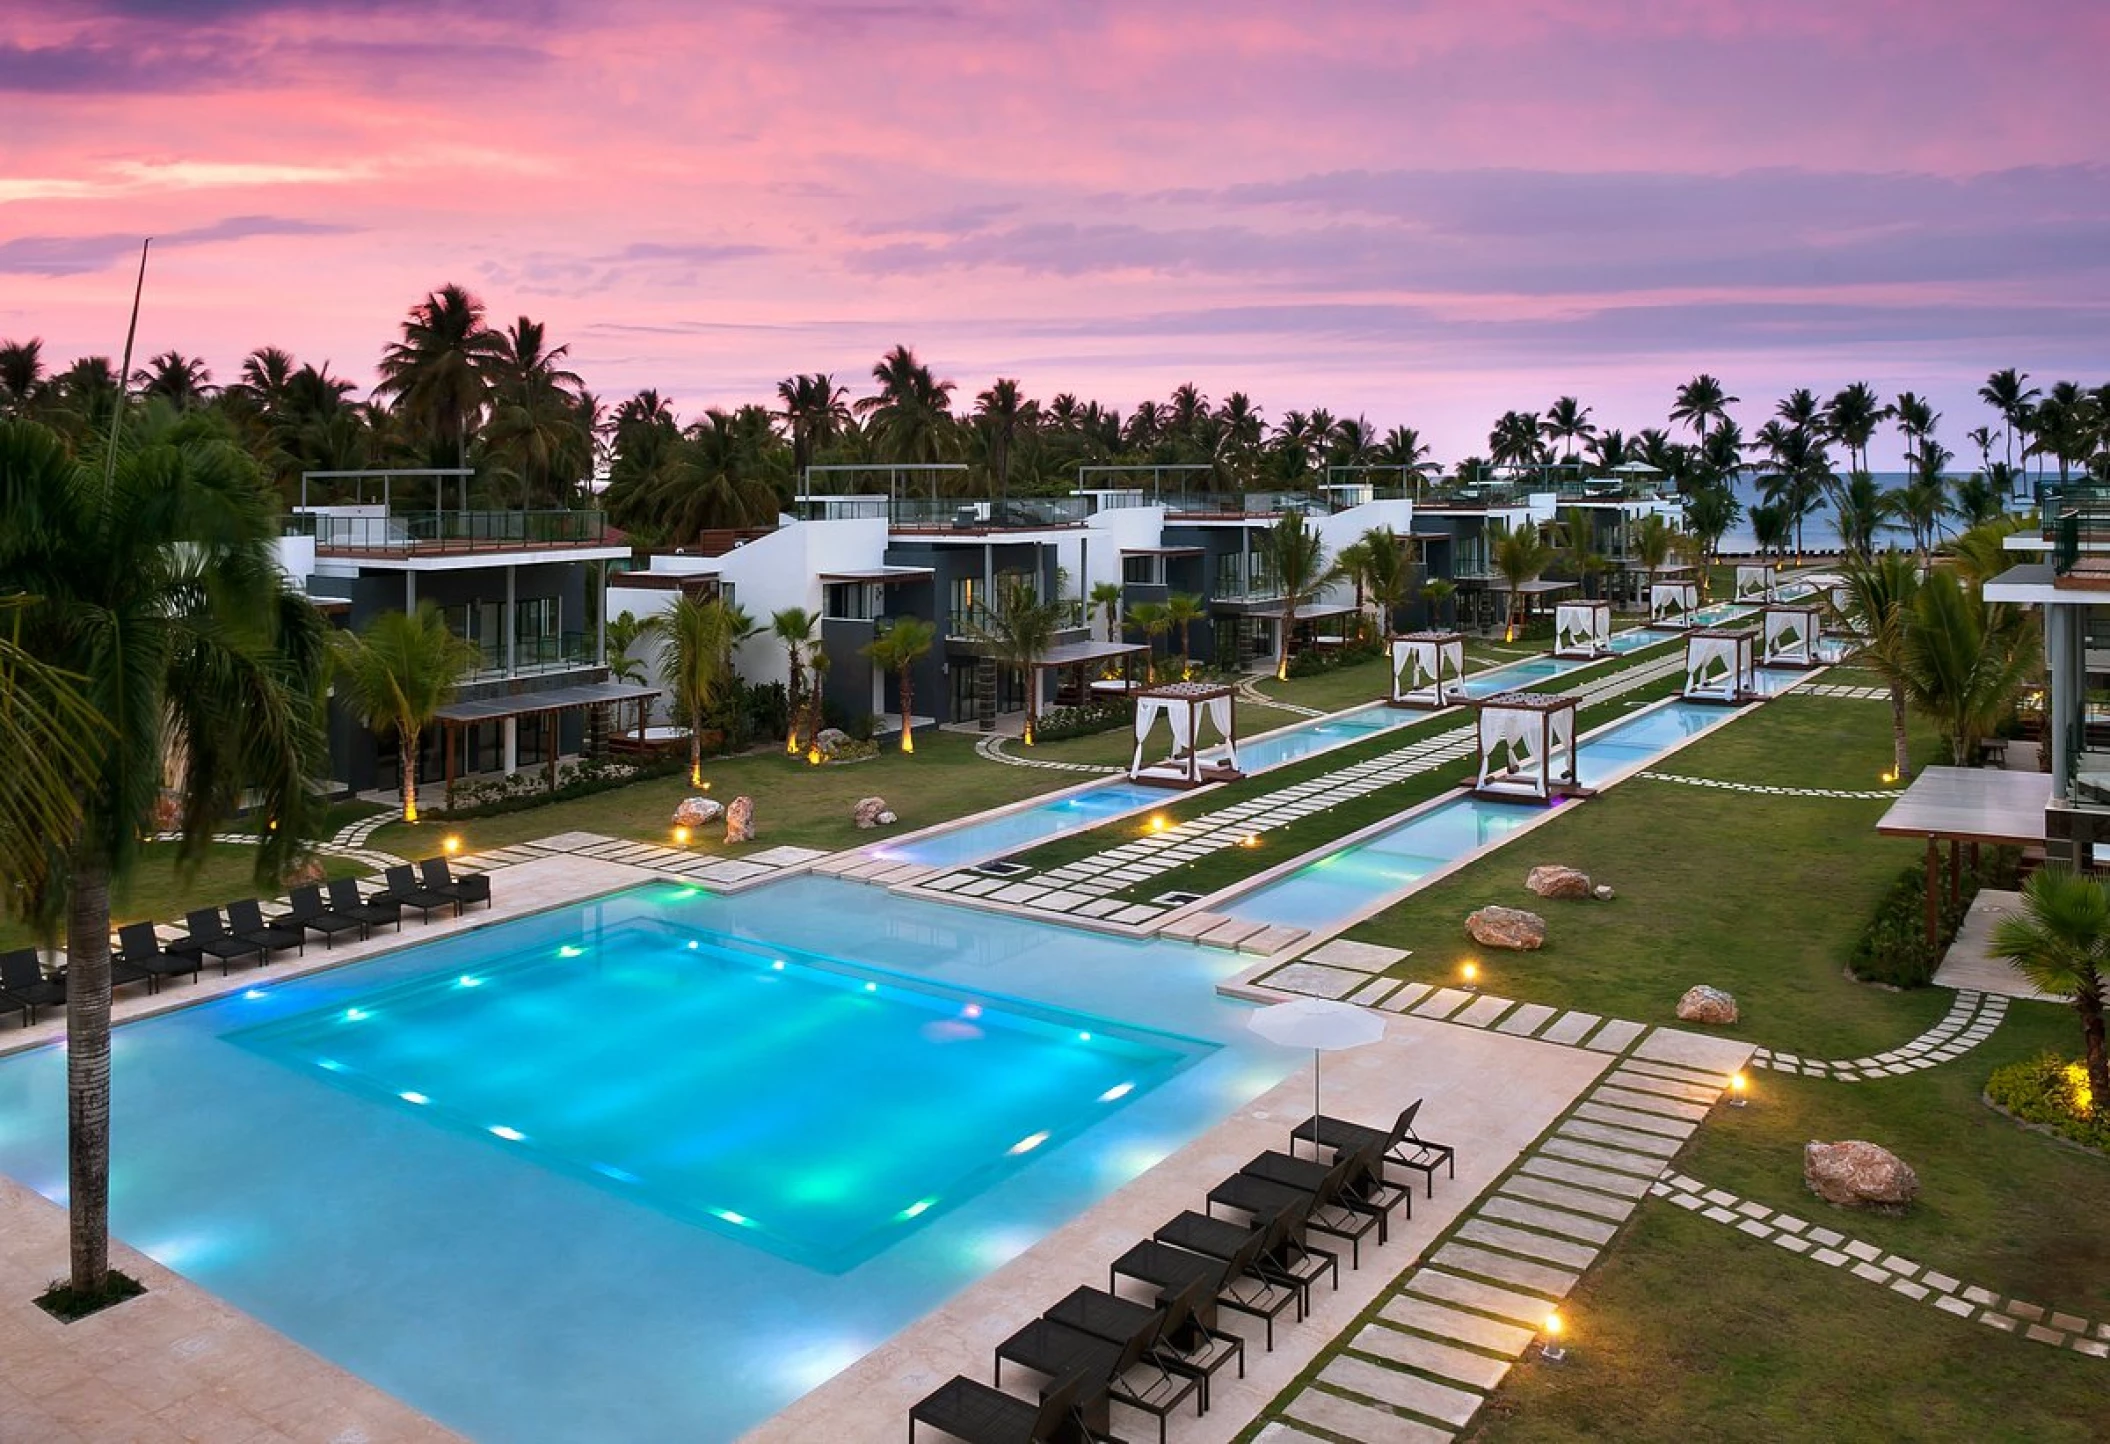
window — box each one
[1122,554,1165,586]
[825,582,879,620]
[948,576,980,634]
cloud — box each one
[0,215,356,276]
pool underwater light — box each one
[243,989,268,1000]
[896,1197,937,1220]
[711,1207,753,1226]
[558,945,585,958]
[456,975,483,988]
[1008,1131,1050,1155]
[399,1091,429,1105]
[1098,1082,1134,1102]
[343,1008,369,1022]
[488,1125,525,1141]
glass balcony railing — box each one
[466,630,596,680]
[795,495,1091,529]
[2039,483,2110,574]
[287,510,610,554]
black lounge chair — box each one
[275,885,366,948]
[0,949,64,1026]
[997,1291,1200,1444]
[909,1366,1106,1444]
[226,898,306,961]
[1099,1273,1243,1416]
[1243,1142,1409,1245]
[1153,1207,1324,1348]
[1111,1237,1254,1383]
[373,865,456,922]
[420,857,490,911]
[326,878,402,937]
[1208,1151,1378,1268]
[166,909,265,974]
[116,923,200,990]
[1290,1098,1457,1198]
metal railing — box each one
[467,630,596,680]
[288,510,610,553]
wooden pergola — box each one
[1762,602,1823,669]
[1876,767,2051,944]
[1552,600,1612,659]
[1129,681,1242,789]
[1735,563,1777,604]
[1388,630,1465,709]
[1647,579,1701,630]
[1683,628,1757,704]
[1472,691,1582,803]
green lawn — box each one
[366,728,1122,860]
[1350,698,1949,1061]
[0,844,367,950]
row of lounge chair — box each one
[0,861,490,1027]
[909,1103,1455,1444]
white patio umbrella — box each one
[1247,997,1386,1135]
[1609,460,1662,475]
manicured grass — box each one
[366,729,1119,860]
[1474,1006,2110,1443]
[0,844,367,951]
[1349,697,1954,1061]
[1657,690,1930,792]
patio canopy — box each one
[1876,766,2051,945]
[435,680,658,725]
[1029,638,1148,671]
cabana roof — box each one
[436,680,656,725]
[1136,679,1236,701]
[1875,767,2050,847]
[1029,639,1147,671]
[1476,690,1575,712]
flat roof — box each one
[1030,639,1148,670]
[818,567,934,584]
[437,680,658,725]
[1875,766,2050,845]
[1120,546,1206,557]
[1237,602,1358,621]
[1500,579,1579,595]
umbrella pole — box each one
[1313,1047,1321,1134]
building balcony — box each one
[288,509,614,557]
[795,494,1090,531]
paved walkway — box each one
[1932,890,2062,1002]
[1238,674,1327,717]
[973,731,1123,773]
[1654,1172,2110,1360]
[1748,990,2007,1081]
[1792,682,1892,701]
[1258,1030,1751,1442]
[1638,771,1902,801]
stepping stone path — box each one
[1793,683,1894,701]
[1653,1173,2110,1361]
[1263,1041,1750,1441]
[1749,991,2005,1081]
[1638,771,1902,801]
[972,732,1123,773]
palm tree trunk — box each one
[1277,604,1295,681]
[400,726,419,823]
[784,653,802,754]
[65,850,114,1293]
[1890,684,1911,780]
[2084,997,2110,1115]
[899,668,915,753]
[689,716,703,787]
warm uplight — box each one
[806,746,823,765]
[1541,1309,1568,1362]
[673,825,692,846]
[1729,1071,1749,1106]
[689,764,702,787]
[1544,1310,1563,1339]
[1148,814,1169,833]
[1242,834,1261,848]
[2066,1062,2095,1115]
[404,801,418,824]
[1881,770,1897,784]
[442,834,462,855]
[1461,960,1480,987]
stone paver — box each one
[1481,1195,1617,1245]
[1456,1219,1600,1271]
[1351,1324,1512,1391]
[1263,962,1366,999]
[1500,1173,1640,1222]
[1286,1386,1455,1444]
[1405,1270,1555,1327]
[1306,939,1410,972]
[1411,987,1477,1020]
[1538,1011,1600,1046]
[1379,1296,1535,1356]
[1584,1018,1646,1054]
[1495,1002,1557,1036]
[1322,1354,1483,1427]
[1431,1244,1579,1298]
[1518,1155,1653,1200]
[1453,995,1515,1029]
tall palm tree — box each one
[857,344,956,466]
[0,416,331,1298]
[1261,510,1332,680]
[658,592,744,785]
[1837,549,1922,780]
[485,316,588,508]
[1993,868,2110,1110]
[1490,522,1555,635]
[969,578,1064,744]
[1898,568,2032,768]
[1979,368,2039,475]
[130,350,214,410]
[1682,483,1742,580]
[1356,526,1410,635]
[1089,581,1124,643]
[1830,471,1889,557]
[1670,374,1739,442]
[1164,593,1204,677]
[0,596,105,904]
[1749,502,1792,560]
[770,606,817,754]
[1893,391,1941,472]
[774,372,852,480]
[1420,577,1457,629]
[0,336,46,416]
[1487,411,1544,469]
[1884,442,1955,558]
[330,605,479,821]
[973,378,1038,500]
[603,610,655,738]
[1557,507,1609,599]
[1540,397,1596,461]
[863,615,934,752]
[1824,382,1887,473]
[374,283,504,470]
[1126,600,1170,684]
[2029,382,2100,484]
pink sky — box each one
[4,0,2106,466]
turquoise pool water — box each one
[0,879,1291,1443]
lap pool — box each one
[0,877,1293,1443]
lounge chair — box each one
[1243,1141,1409,1245]
[1207,1151,1378,1268]
[1289,1098,1457,1198]
[0,949,64,1026]
[909,1366,1106,1444]
[997,1290,1200,1444]
[1144,1208,1303,1350]
[226,899,307,961]
[1100,1273,1243,1415]
[166,909,266,974]
[373,865,456,922]
[419,856,490,912]
[116,923,199,990]
[326,878,402,937]
[1109,1239,1252,1385]
[275,885,366,948]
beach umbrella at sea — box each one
[1246,997,1385,1127]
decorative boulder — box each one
[878,810,897,825]
[1676,985,1740,1025]
[725,795,756,844]
[1592,884,1616,902]
[1465,905,1547,951]
[814,728,852,758]
[283,855,328,887]
[1804,1140,1919,1210]
[853,796,892,830]
[1525,865,1593,900]
[673,796,723,828]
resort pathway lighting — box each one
[1729,1071,1749,1107]
[673,825,692,846]
[1541,1309,1567,1362]
[442,834,463,856]
[1460,960,1480,990]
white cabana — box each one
[1735,564,1775,604]
[1389,630,1465,709]
[1472,691,1581,802]
[1552,600,1612,659]
[1683,628,1756,703]
[1648,580,1700,630]
[1762,603,1823,668]
[1129,681,1243,789]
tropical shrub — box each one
[1286,637,1383,678]
[1850,850,2019,987]
[1034,699,1130,742]
[1985,1053,2110,1152]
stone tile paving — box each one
[1749,990,2006,1081]
[1257,1036,1749,1441]
[1792,683,1894,701]
[1651,1173,2110,1361]
[1637,771,1901,801]
[973,731,1124,773]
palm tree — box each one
[1670,374,1739,442]
[1487,411,1544,469]
[604,609,656,739]
[770,607,817,754]
[1420,577,1457,629]
[1540,397,1596,461]
[0,336,46,416]
[969,578,1065,743]
[1979,368,2039,475]
[2030,382,2100,484]
[485,316,588,508]
[1490,522,1555,635]
[1824,382,1887,472]
[131,351,214,410]
[1893,391,1941,472]
[1089,581,1124,643]
[1749,502,1792,560]
[0,416,331,1299]
[374,283,504,469]
[857,344,956,466]
[1992,868,2110,1110]
[658,592,743,785]
[1261,510,1332,680]
[1631,513,1676,574]
[330,605,479,821]
[774,373,851,480]
[863,616,934,753]
[1357,527,1410,635]
[1682,483,1742,580]
[973,378,1038,500]
[1898,569,2032,768]
[1831,471,1889,558]
[1165,593,1204,677]
[0,596,106,904]
[1557,507,1610,599]
[1837,549,1922,780]
[1884,443,1955,558]
[1126,600,1170,684]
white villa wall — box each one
[1313,497,1416,607]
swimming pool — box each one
[0,879,1292,1443]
